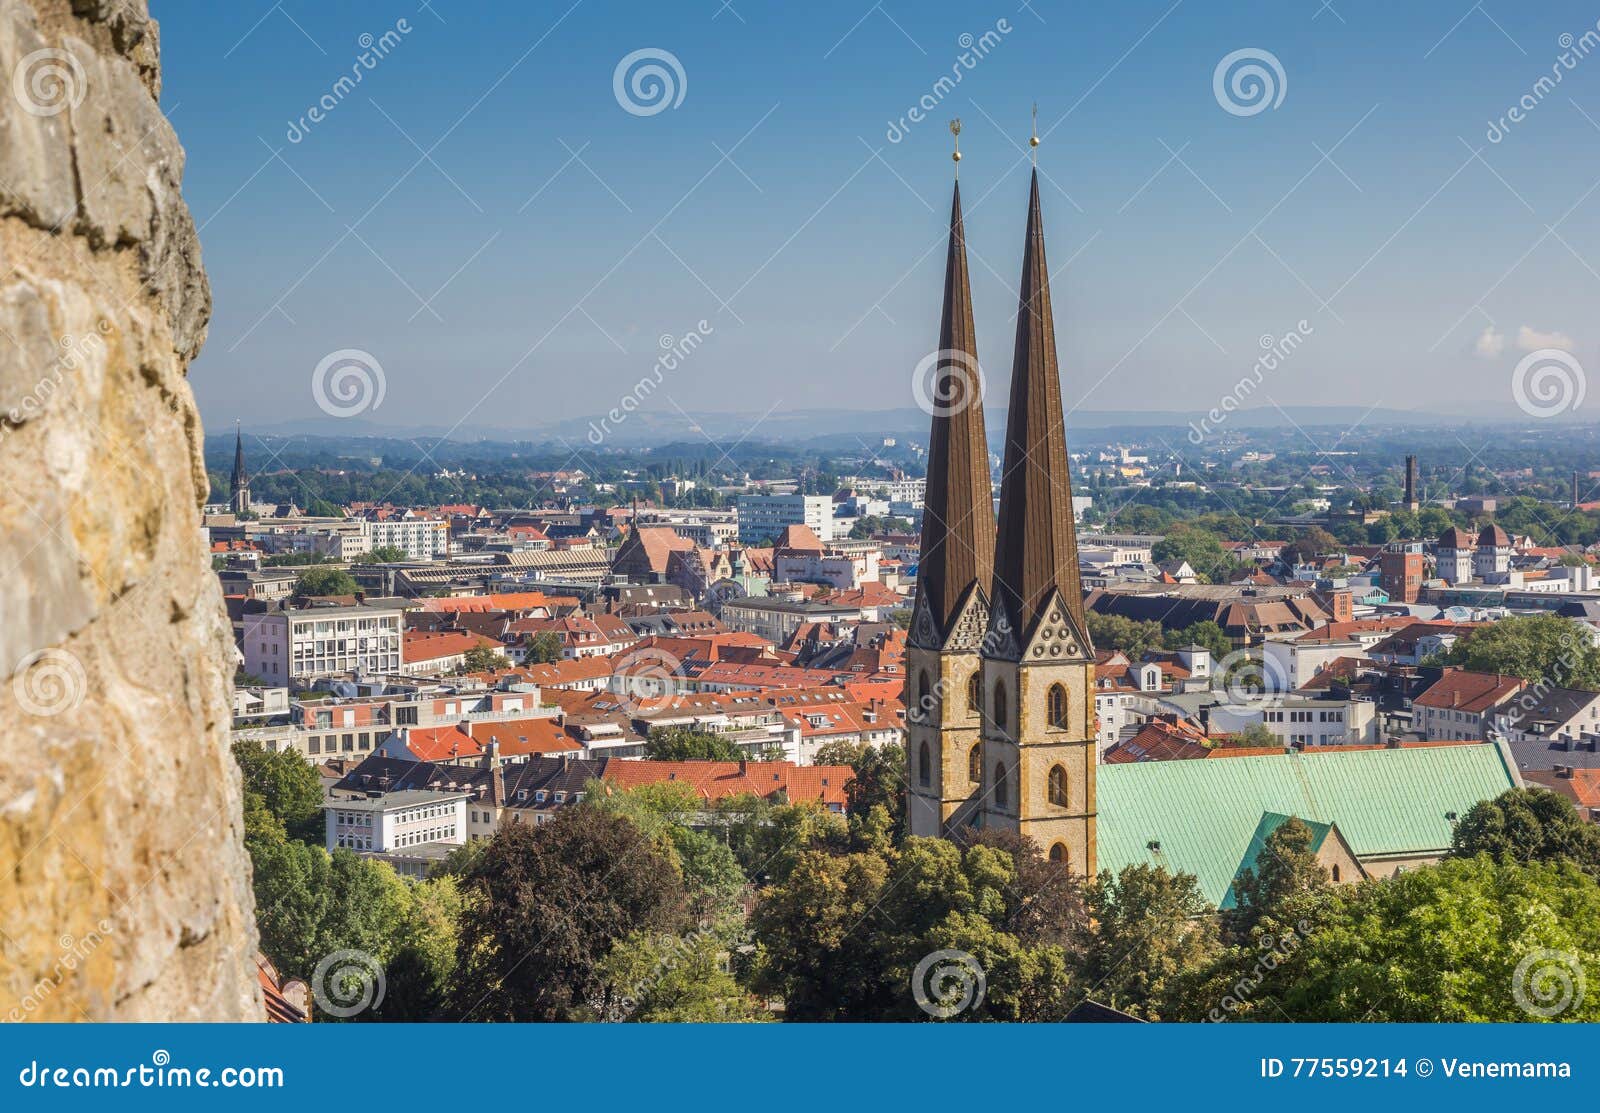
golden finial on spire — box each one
[950,118,962,178]
[1030,102,1039,164]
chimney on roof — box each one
[738,758,748,775]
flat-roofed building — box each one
[242,604,404,682]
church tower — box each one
[978,161,1097,873]
[229,424,251,516]
[906,125,998,839]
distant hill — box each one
[232,402,1506,449]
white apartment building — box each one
[874,478,926,508]
[1211,697,1377,747]
[242,605,404,682]
[738,494,835,543]
[367,518,450,560]
[325,790,469,878]
[774,547,879,590]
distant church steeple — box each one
[989,169,1086,642]
[906,125,1000,839]
[229,423,250,515]
[976,145,1097,873]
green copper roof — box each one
[1097,744,1519,908]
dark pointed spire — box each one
[912,176,995,645]
[230,422,247,494]
[991,169,1085,640]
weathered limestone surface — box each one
[0,0,258,1020]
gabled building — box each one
[1412,668,1526,740]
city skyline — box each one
[161,1,1600,432]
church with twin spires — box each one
[906,132,1097,874]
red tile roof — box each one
[403,630,505,663]
[603,759,851,807]
[420,592,555,614]
[1413,668,1526,714]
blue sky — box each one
[157,0,1600,432]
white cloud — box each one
[1517,325,1574,352]
[1474,326,1505,358]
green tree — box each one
[370,875,468,1021]
[643,726,744,762]
[595,919,767,1022]
[815,740,907,847]
[1078,864,1221,1020]
[1221,722,1277,749]
[717,797,848,885]
[1435,613,1600,687]
[1086,612,1164,659]
[1244,858,1600,1021]
[1449,788,1600,880]
[450,808,687,1021]
[233,740,324,844]
[1171,620,1232,660]
[459,643,504,673]
[524,630,565,664]
[750,835,1085,1021]
[249,836,332,975]
[1153,525,1228,582]
[1222,817,1329,944]
[586,780,746,916]
[357,544,408,564]
[294,565,358,598]
[1279,526,1340,567]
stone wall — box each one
[0,0,258,1020]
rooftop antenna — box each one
[949,118,962,179]
[1030,102,1039,166]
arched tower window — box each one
[968,743,982,784]
[918,741,931,787]
[1048,764,1069,807]
[1049,842,1069,865]
[967,673,982,715]
[993,761,1009,807]
[991,680,1008,735]
[916,669,932,719]
[1048,683,1069,729]
[1331,864,1341,883]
